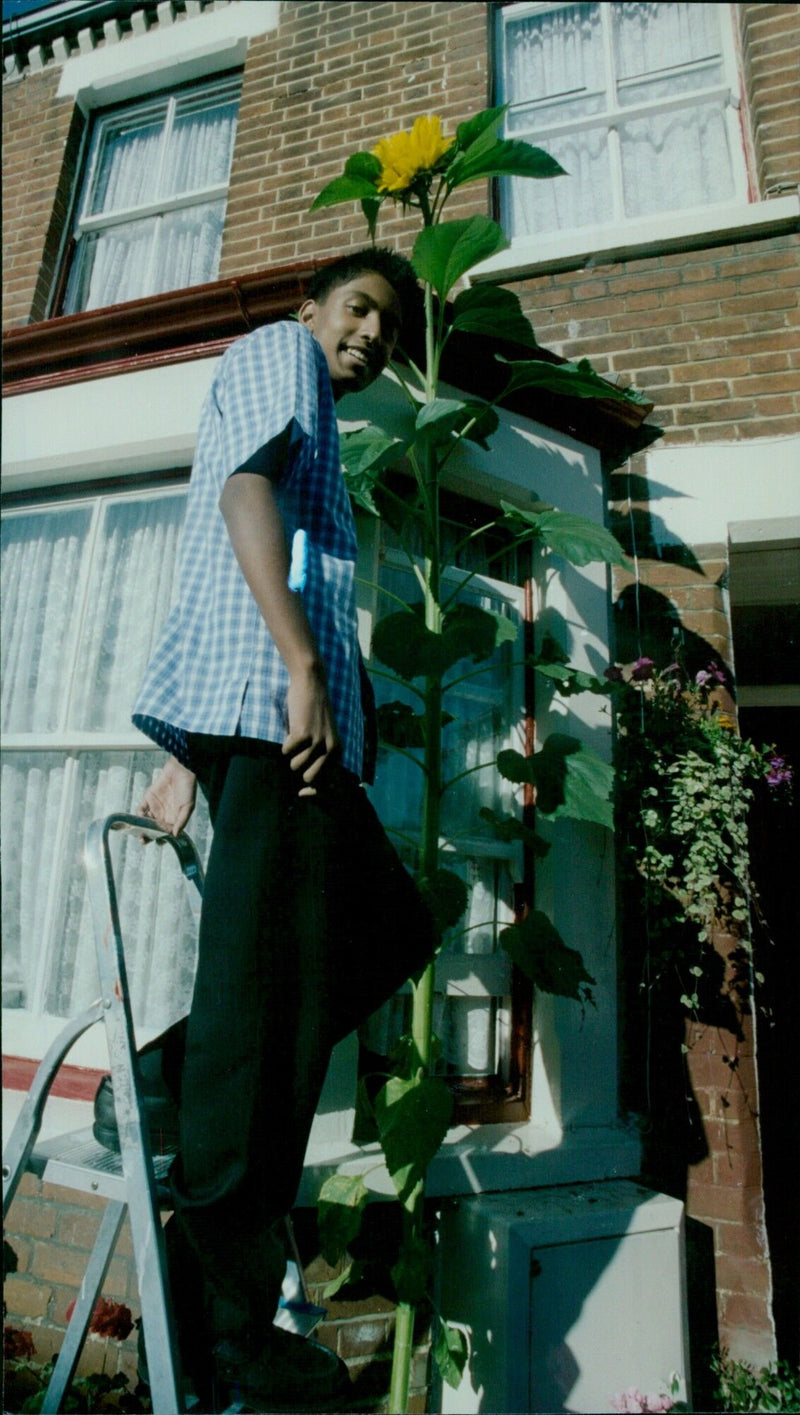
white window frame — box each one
[476,1,800,282]
[61,71,241,315]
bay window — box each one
[1,480,531,1116]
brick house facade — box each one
[3,2,798,1409]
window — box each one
[496,1,748,240]
[60,73,241,315]
[2,483,531,1110]
[1,482,212,1047]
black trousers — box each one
[166,737,437,1353]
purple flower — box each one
[631,657,655,682]
[604,664,624,682]
[766,755,792,789]
[696,662,726,688]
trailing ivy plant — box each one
[310,109,653,1412]
[612,656,792,1014]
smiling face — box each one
[298,272,402,400]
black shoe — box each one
[214,1328,351,1413]
[92,1018,187,1154]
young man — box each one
[130,249,436,1411]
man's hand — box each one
[138,756,197,837]
[283,661,340,792]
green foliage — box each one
[412,216,508,302]
[502,500,630,568]
[500,911,596,1004]
[615,660,790,1005]
[373,1074,454,1208]
[712,1349,800,1413]
[309,102,656,1413]
[432,1316,470,1389]
[316,1171,370,1265]
[450,285,539,347]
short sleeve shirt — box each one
[132,321,366,778]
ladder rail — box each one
[82,813,205,1415]
[3,1001,104,1218]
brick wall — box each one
[4,1179,430,1411]
[1,65,83,330]
[740,2,800,199]
[219,0,488,276]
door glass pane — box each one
[1,506,93,734]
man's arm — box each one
[219,471,339,787]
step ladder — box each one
[3,813,203,1414]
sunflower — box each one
[371,114,454,194]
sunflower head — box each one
[371,114,454,195]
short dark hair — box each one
[305,247,421,331]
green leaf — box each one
[500,910,596,1003]
[478,806,551,857]
[433,1316,469,1390]
[361,197,382,241]
[454,105,507,158]
[316,1172,369,1265]
[497,733,614,829]
[391,1233,433,1305]
[418,867,468,933]
[372,603,516,682]
[450,285,538,347]
[497,354,640,404]
[341,426,409,514]
[310,173,382,210]
[345,151,382,182]
[376,701,455,749]
[374,1073,453,1206]
[448,137,566,189]
[322,1258,365,1299]
[415,396,499,450]
[412,216,509,302]
[501,501,628,569]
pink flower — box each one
[765,754,792,789]
[630,657,655,682]
[611,1390,673,1413]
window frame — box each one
[489,0,761,274]
[54,69,242,318]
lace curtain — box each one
[63,83,239,314]
[1,491,211,1030]
[503,0,736,237]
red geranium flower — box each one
[64,1296,134,1341]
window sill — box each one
[469,194,800,283]
[298,1120,641,1204]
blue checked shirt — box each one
[133,321,368,779]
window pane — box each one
[163,93,240,197]
[151,200,227,297]
[621,100,735,217]
[505,123,611,237]
[1,749,211,1029]
[64,216,159,313]
[505,2,605,124]
[69,493,186,732]
[613,1,723,89]
[1,506,93,733]
[88,108,166,215]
